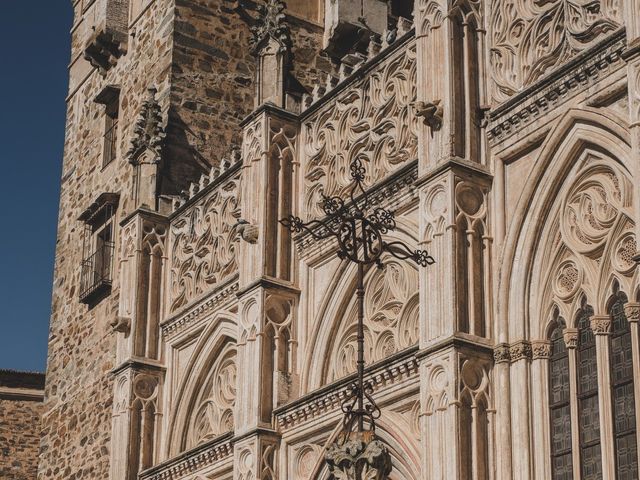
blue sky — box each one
[0,4,72,372]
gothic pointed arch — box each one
[498,108,633,342]
[165,314,238,456]
[301,219,420,392]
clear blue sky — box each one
[0,4,72,372]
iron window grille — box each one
[78,193,119,304]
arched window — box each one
[609,292,638,479]
[549,319,572,479]
[576,304,602,479]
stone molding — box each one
[274,348,419,432]
[139,433,233,480]
[160,278,239,340]
[487,30,626,145]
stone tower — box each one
[43,0,640,479]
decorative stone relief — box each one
[489,0,622,103]
[531,341,551,359]
[590,315,612,334]
[186,345,237,450]
[169,173,241,313]
[329,259,419,381]
[624,303,640,322]
[303,42,418,218]
[294,445,324,479]
[509,340,532,363]
[537,162,636,318]
[250,0,291,53]
[493,344,511,364]
[563,327,579,349]
[325,433,392,480]
[127,87,166,165]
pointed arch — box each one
[165,314,237,457]
[497,108,633,343]
[301,219,420,392]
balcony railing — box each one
[79,241,115,304]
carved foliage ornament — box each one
[325,432,393,480]
[169,174,241,313]
[250,0,292,54]
[127,87,166,165]
[490,0,622,103]
[303,43,418,218]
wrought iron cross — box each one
[280,159,435,478]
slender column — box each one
[530,341,551,480]
[493,345,512,480]
[509,341,532,479]
[623,302,640,469]
[563,328,581,479]
[590,315,615,480]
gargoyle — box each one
[237,219,259,244]
[415,99,443,131]
[110,316,131,334]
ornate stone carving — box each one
[590,315,612,335]
[489,0,622,103]
[295,445,323,479]
[624,303,640,323]
[250,0,292,54]
[303,42,418,218]
[186,345,237,450]
[110,316,131,334]
[493,344,511,364]
[552,260,582,301]
[509,340,532,362]
[325,432,392,480]
[330,259,419,381]
[414,99,443,130]
[169,173,241,313]
[127,87,166,165]
[563,328,579,349]
[260,443,277,480]
[531,341,552,359]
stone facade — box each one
[0,370,45,480]
[43,0,640,479]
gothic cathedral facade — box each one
[43,0,640,479]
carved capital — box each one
[624,303,640,323]
[531,341,551,360]
[493,344,511,364]
[509,341,532,363]
[325,432,392,480]
[590,315,611,335]
[563,328,579,349]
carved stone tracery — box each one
[169,173,241,313]
[303,42,418,218]
[489,0,623,103]
[329,259,419,381]
[186,345,238,450]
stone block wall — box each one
[0,370,45,480]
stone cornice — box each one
[139,433,233,480]
[274,347,419,432]
[161,277,239,340]
[487,29,626,145]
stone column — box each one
[235,105,299,479]
[623,302,640,469]
[563,327,581,479]
[590,315,615,480]
[492,344,512,480]
[530,341,551,480]
[509,341,532,480]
